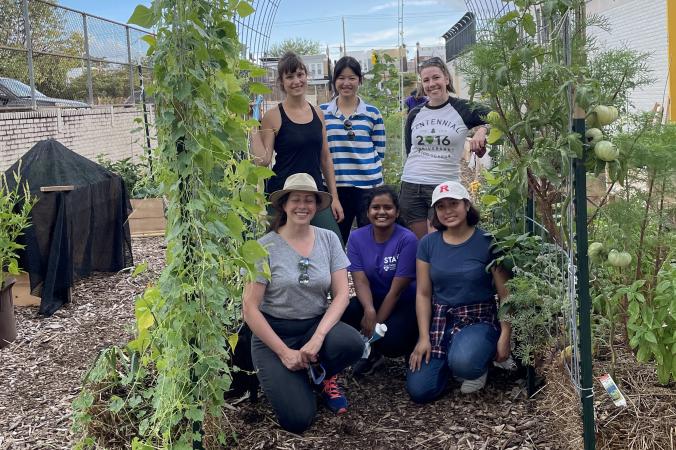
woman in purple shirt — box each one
[341,185,419,375]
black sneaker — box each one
[351,351,385,376]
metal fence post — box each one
[82,13,94,105]
[126,26,135,104]
[22,0,36,108]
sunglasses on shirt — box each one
[298,257,310,286]
[343,119,355,140]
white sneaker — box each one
[460,372,487,394]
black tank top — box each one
[266,102,324,194]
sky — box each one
[58,0,468,59]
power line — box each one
[273,11,464,26]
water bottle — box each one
[361,323,388,358]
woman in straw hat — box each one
[406,180,511,401]
[243,173,363,433]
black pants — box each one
[341,295,418,358]
[251,314,363,434]
[337,186,371,244]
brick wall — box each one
[0,106,156,171]
[587,0,669,112]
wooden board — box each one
[12,273,41,307]
[129,198,166,237]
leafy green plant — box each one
[0,171,35,288]
[381,111,405,185]
[73,0,273,447]
[490,234,567,365]
[96,155,161,199]
[627,261,676,384]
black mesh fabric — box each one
[5,139,133,316]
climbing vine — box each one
[73,0,273,448]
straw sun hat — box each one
[269,173,332,211]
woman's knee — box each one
[406,375,442,404]
[277,403,316,434]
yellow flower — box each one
[469,180,481,194]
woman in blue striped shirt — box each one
[320,56,386,244]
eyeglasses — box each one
[298,257,310,286]
[343,119,355,140]
[308,362,326,384]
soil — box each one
[0,236,673,450]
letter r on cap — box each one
[439,185,449,192]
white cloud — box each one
[368,0,444,13]
[350,28,399,45]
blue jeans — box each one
[406,323,499,404]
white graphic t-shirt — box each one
[402,97,488,185]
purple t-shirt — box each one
[347,224,418,301]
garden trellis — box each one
[463,1,596,448]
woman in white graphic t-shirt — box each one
[399,57,490,239]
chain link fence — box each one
[0,0,154,109]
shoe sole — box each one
[353,356,386,376]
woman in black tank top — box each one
[249,52,345,241]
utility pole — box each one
[398,0,405,158]
[342,17,347,57]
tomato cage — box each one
[460,1,597,449]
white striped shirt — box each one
[320,97,386,188]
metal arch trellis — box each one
[462,1,596,449]
[234,0,280,62]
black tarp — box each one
[5,139,133,316]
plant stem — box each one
[634,170,654,282]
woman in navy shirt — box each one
[407,181,511,400]
[341,185,419,375]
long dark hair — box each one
[277,52,307,93]
[430,199,480,231]
[360,185,406,227]
[332,56,363,96]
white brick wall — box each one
[587,0,669,112]
[0,106,156,171]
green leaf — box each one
[227,93,250,114]
[497,10,520,24]
[132,261,148,277]
[645,331,658,344]
[481,194,499,206]
[236,1,255,18]
[240,240,267,264]
[227,333,239,352]
[128,5,156,28]
[522,13,536,37]
[248,82,272,95]
[140,34,156,48]
[109,395,125,413]
[7,259,19,275]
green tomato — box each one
[607,249,632,268]
[594,140,619,162]
[594,105,619,126]
[588,242,604,261]
[585,128,603,146]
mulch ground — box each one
[0,236,673,449]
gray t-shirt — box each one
[256,226,350,320]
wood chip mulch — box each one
[0,237,165,450]
[1,235,672,449]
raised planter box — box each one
[12,273,41,307]
[0,278,17,348]
[129,198,166,237]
